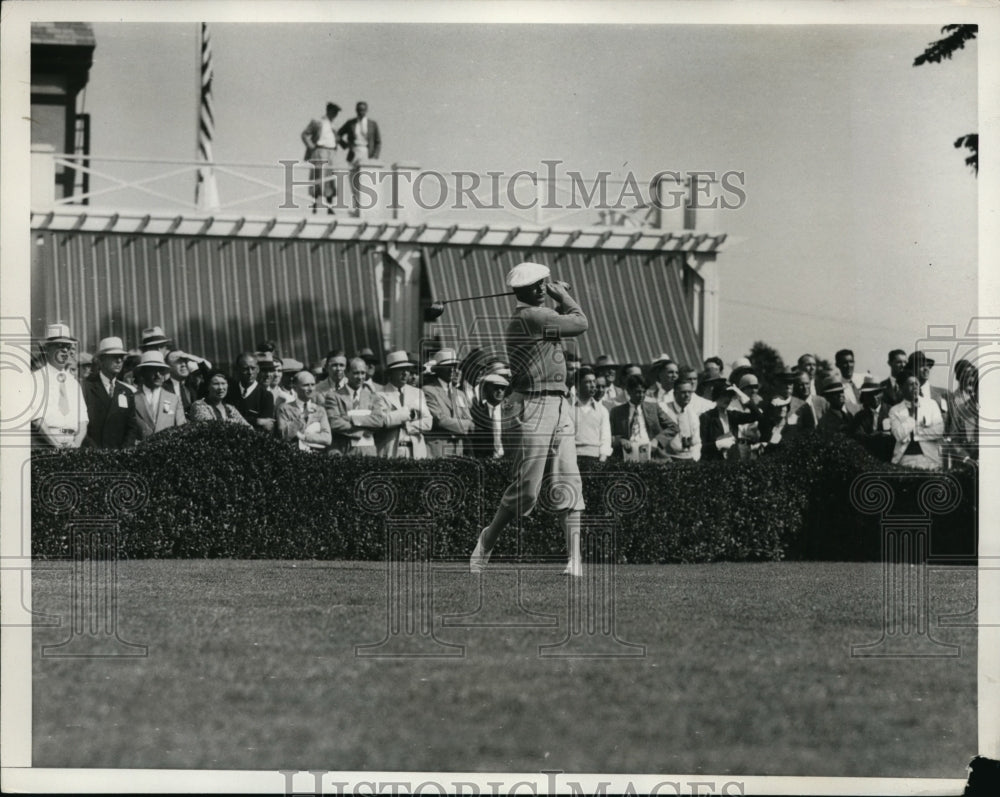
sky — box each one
[68,13,982,382]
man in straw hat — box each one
[849,375,893,461]
[133,351,187,441]
[422,348,474,458]
[31,322,89,449]
[470,262,589,577]
[82,335,139,449]
[376,350,432,459]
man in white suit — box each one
[133,351,186,441]
[889,374,945,470]
[376,351,431,459]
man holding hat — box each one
[470,262,589,577]
[31,322,89,449]
[82,336,139,449]
[133,351,187,441]
[422,349,474,458]
[376,350,432,459]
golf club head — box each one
[423,302,446,322]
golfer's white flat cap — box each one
[506,262,550,288]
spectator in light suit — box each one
[889,374,945,470]
[133,351,186,441]
[376,351,432,459]
[662,377,702,461]
[422,349,474,458]
[574,367,612,463]
[276,370,332,452]
[325,357,386,456]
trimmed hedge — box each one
[30,423,976,562]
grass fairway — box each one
[32,560,975,777]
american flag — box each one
[195,22,220,211]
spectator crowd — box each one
[31,321,979,472]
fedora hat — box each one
[776,366,800,383]
[43,322,76,346]
[859,375,882,395]
[385,350,416,370]
[257,352,278,371]
[281,357,304,372]
[96,337,128,357]
[907,351,935,370]
[818,375,845,395]
[135,351,170,371]
[434,348,459,367]
[77,351,94,365]
[481,373,510,388]
[357,347,378,364]
[140,326,171,348]
[651,353,674,367]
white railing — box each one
[32,149,723,232]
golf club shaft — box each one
[442,281,572,305]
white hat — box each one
[281,357,304,372]
[43,322,76,346]
[94,336,127,355]
[506,262,550,289]
[135,351,170,371]
[651,353,674,367]
[385,350,416,370]
[731,356,752,370]
[140,326,171,348]
[481,373,510,388]
[434,349,460,366]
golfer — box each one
[470,262,588,576]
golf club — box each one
[423,281,572,322]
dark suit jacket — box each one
[468,398,514,459]
[879,377,904,408]
[230,382,275,430]
[163,377,195,413]
[608,401,678,459]
[699,406,760,461]
[81,374,139,449]
[337,117,381,161]
[849,404,894,461]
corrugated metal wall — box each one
[32,231,383,368]
[424,246,702,367]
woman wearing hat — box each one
[189,369,251,426]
